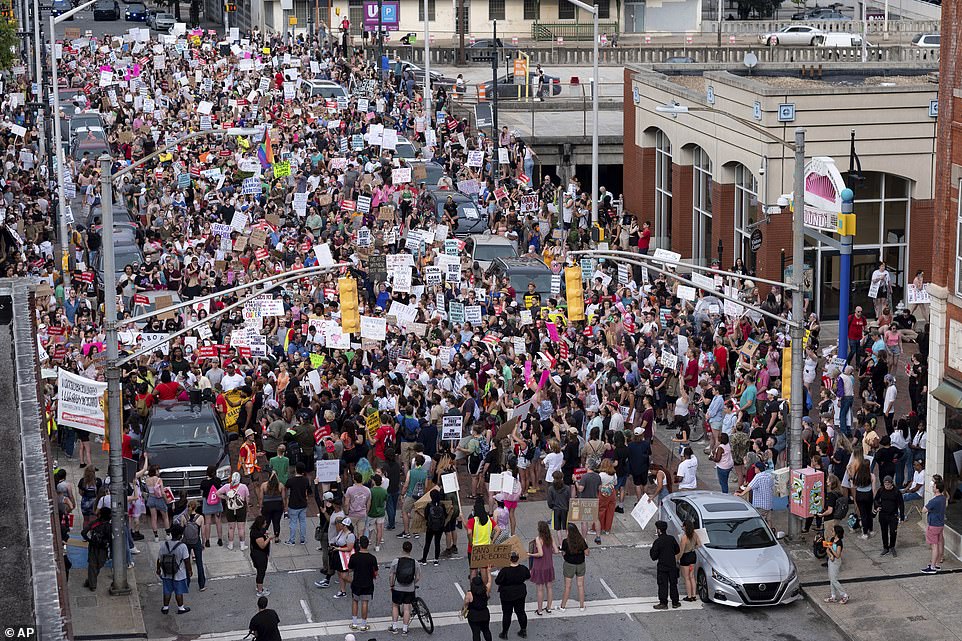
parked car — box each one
[817,32,863,47]
[479,74,563,101]
[659,492,802,607]
[912,33,940,47]
[70,127,110,160]
[301,79,349,100]
[91,221,140,246]
[486,257,553,303]
[147,10,175,30]
[465,38,518,63]
[407,160,447,187]
[141,401,236,499]
[759,25,825,46]
[398,60,457,90]
[425,188,488,236]
[791,7,846,20]
[50,0,73,18]
[92,0,120,20]
[466,234,518,271]
[123,2,147,20]
[69,113,106,138]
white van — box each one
[817,33,863,47]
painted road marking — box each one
[300,599,313,623]
[599,577,618,599]
[454,581,465,599]
[154,596,704,641]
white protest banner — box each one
[434,224,449,242]
[465,305,483,324]
[197,100,213,115]
[442,415,463,440]
[56,369,107,435]
[441,472,460,494]
[326,331,352,350]
[313,243,335,266]
[466,150,484,168]
[868,279,881,299]
[631,494,658,529]
[315,459,340,483]
[356,195,372,214]
[392,167,412,184]
[293,192,308,214]
[676,285,697,302]
[690,272,716,291]
[393,266,413,293]
[241,177,261,195]
[260,298,285,316]
[230,211,248,232]
[724,299,744,317]
[498,148,510,164]
[618,264,629,285]
[660,351,678,370]
[651,247,682,265]
[381,128,398,150]
[359,315,387,341]
[907,284,930,305]
[425,266,442,286]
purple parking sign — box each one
[363,1,400,31]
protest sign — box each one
[567,498,599,525]
[56,369,107,435]
[442,415,463,440]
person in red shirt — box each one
[153,371,182,402]
[713,341,729,377]
[847,306,867,367]
[373,414,396,464]
[638,221,652,254]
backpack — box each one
[159,541,184,578]
[401,416,419,441]
[834,495,850,522]
[182,515,201,546]
[395,556,416,586]
[427,502,446,531]
[87,520,110,548]
[226,488,245,511]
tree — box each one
[0,18,19,71]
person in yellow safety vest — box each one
[238,428,263,504]
[466,497,498,583]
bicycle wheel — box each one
[415,596,434,634]
[688,414,705,443]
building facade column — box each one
[670,163,693,257]
[926,283,948,502]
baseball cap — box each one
[341,517,353,527]
[245,428,256,438]
[633,427,644,436]
[883,475,894,484]
[323,491,335,501]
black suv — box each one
[141,401,236,498]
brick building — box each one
[623,62,938,320]
[926,0,962,555]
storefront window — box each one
[654,130,672,249]
[943,406,962,533]
[734,164,757,270]
[693,146,713,265]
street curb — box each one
[800,585,855,641]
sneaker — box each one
[360,625,371,632]
[588,529,597,535]
[892,549,898,558]
[859,534,869,540]
[177,607,191,614]
[132,532,145,541]
[154,534,159,543]
[450,545,458,554]
[671,602,681,609]
[594,537,602,545]
[418,560,428,566]
[935,564,943,571]
[127,562,136,569]
[218,538,224,547]
[824,596,837,603]
[839,596,849,605]
[256,589,271,597]
[397,531,408,539]
[401,630,409,636]
[205,540,211,548]
[434,559,439,566]
[314,580,330,588]
[350,624,359,631]
[285,541,296,545]
[227,542,234,550]
[131,547,141,554]
[881,548,890,556]
[375,545,381,552]
[413,534,420,539]
[161,606,170,614]
[558,606,566,612]
[240,543,248,551]
[334,591,347,598]
[921,566,937,574]
[614,506,625,514]
[653,603,668,610]
[391,626,399,635]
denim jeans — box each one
[189,540,206,589]
[847,339,862,367]
[716,467,732,493]
[386,492,399,529]
[287,507,307,543]
[839,396,854,437]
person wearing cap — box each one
[649,520,680,610]
[314,492,342,589]
[735,461,775,528]
[238,427,263,505]
[873,474,904,557]
[331,516,357,598]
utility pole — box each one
[491,20,498,143]
[457,0,465,65]
[787,127,806,540]
[422,0,431,127]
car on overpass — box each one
[759,25,825,46]
[465,38,518,63]
[478,73,563,101]
[912,33,940,47]
[50,0,73,18]
[659,492,802,607]
[92,0,121,20]
[791,7,847,20]
[398,60,457,90]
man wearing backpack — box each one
[157,524,193,614]
[420,489,447,566]
[398,455,428,540]
[396,405,421,473]
[178,502,207,592]
[81,507,112,591]
[390,540,421,635]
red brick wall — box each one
[755,207,794,284]
[623,67,643,218]
[712,181,735,266]
[934,0,961,289]
[671,164,694,255]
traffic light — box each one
[339,276,360,334]
[565,266,585,322]
[225,3,237,12]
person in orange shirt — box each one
[239,429,264,505]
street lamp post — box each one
[50,0,99,274]
[422,0,431,127]
[97,127,258,595]
[566,0,600,226]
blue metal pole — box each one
[837,188,855,360]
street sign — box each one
[750,228,763,253]
[363,0,400,31]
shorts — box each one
[631,473,646,487]
[369,516,386,527]
[352,588,374,602]
[444,517,459,533]
[400,442,419,465]
[225,507,247,523]
[402,495,419,514]
[392,589,416,605]
[242,471,265,487]
[146,495,168,511]
[202,500,223,515]
[504,500,518,511]
[679,551,697,566]
[615,474,628,490]
[161,578,189,596]
[562,561,586,578]
[926,525,945,545]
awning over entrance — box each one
[931,380,962,409]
